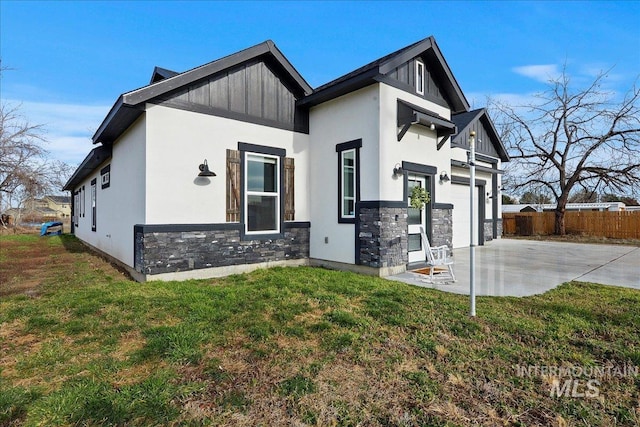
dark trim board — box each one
[335,139,363,152]
[402,161,437,176]
[450,147,500,164]
[357,200,406,209]
[284,221,311,229]
[238,142,286,157]
[433,203,453,209]
[451,175,487,186]
[451,159,504,174]
[132,220,309,236]
[134,223,243,233]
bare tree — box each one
[0,106,49,204]
[0,102,48,211]
[1,67,75,227]
[494,69,640,234]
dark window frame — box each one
[100,164,111,189]
[402,161,437,243]
[336,139,362,224]
[91,178,97,232]
[238,142,286,241]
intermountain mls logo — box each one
[514,364,639,398]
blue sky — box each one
[1,1,639,165]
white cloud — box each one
[4,99,110,166]
[512,64,561,83]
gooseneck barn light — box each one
[198,159,216,177]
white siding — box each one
[378,84,453,204]
[144,104,310,225]
[308,85,380,264]
[74,116,146,267]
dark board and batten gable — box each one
[299,36,469,114]
[383,56,449,109]
[451,109,510,162]
[92,40,313,146]
[155,58,306,132]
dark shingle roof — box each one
[46,195,71,204]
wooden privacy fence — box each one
[503,211,640,239]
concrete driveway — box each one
[390,239,640,297]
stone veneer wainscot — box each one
[134,223,309,276]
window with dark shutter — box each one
[226,149,241,222]
[284,157,295,221]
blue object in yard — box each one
[40,221,63,236]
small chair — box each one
[418,226,455,283]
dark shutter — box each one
[226,149,241,222]
[284,157,295,221]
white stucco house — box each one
[64,36,509,282]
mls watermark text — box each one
[514,363,638,398]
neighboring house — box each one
[6,195,72,222]
[503,202,627,213]
[42,196,72,218]
[64,36,508,282]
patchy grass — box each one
[1,234,639,426]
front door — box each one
[407,175,430,264]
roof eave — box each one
[452,109,485,143]
[63,145,113,191]
[123,40,312,106]
[427,39,470,113]
[265,40,313,96]
[298,68,380,108]
[480,113,510,162]
[92,96,125,144]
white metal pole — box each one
[469,131,476,317]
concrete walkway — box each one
[389,239,640,297]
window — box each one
[245,153,279,233]
[91,178,97,232]
[228,146,294,234]
[100,164,111,189]
[341,150,356,218]
[82,185,85,217]
[416,60,425,95]
[74,191,79,227]
[336,139,361,223]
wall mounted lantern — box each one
[393,163,403,177]
[439,171,450,183]
[198,159,216,177]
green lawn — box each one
[1,234,639,426]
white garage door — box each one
[451,183,483,248]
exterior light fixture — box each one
[439,171,450,183]
[393,163,403,177]
[198,159,216,177]
[430,123,436,131]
